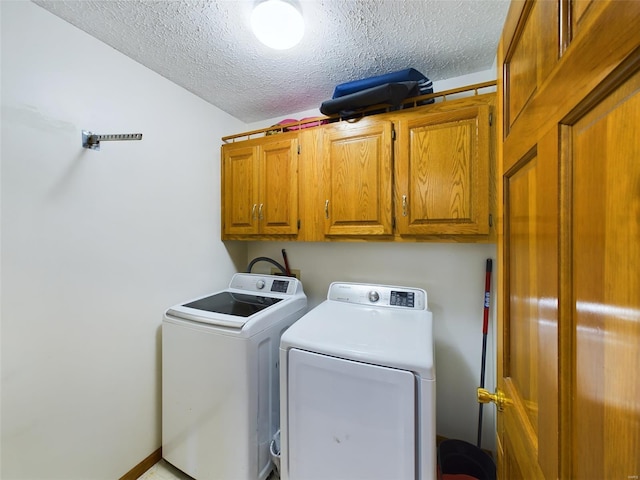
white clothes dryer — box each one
[162,273,307,480]
[279,282,435,480]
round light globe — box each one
[251,0,304,50]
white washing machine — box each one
[162,273,307,480]
[279,282,435,480]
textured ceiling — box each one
[33,0,510,123]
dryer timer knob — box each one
[256,279,266,290]
[368,291,380,303]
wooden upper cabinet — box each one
[322,119,393,237]
[222,134,298,238]
[396,103,491,236]
[220,83,496,242]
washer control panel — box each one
[328,282,427,310]
[390,290,414,307]
[228,273,302,295]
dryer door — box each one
[287,348,416,480]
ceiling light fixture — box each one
[250,0,304,50]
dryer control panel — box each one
[328,282,427,310]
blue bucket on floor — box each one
[438,439,496,480]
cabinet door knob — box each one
[258,203,264,220]
[402,195,408,217]
[251,203,257,220]
[324,199,330,219]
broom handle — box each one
[477,259,492,448]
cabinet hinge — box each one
[297,145,301,154]
[489,213,493,227]
[297,219,301,230]
[391,127,396,141]
[489,112,493,126]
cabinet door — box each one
[322,120,393,236]
[222,144,259,235]
[259,138,299,235]
[396,105,490,235]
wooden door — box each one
[259,137,299,235]
[222,144,259,236]
[322,119,393,237]
[496,1,640,479]
[396,104,490,236]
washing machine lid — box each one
[281,298,434,379]
[166,273,306,329]
[184,291,281,315]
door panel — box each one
[572,0,593,28]
[503,1,559,136]
[570,67,640,480]
[505,2,538,131]
[503,126,558,480]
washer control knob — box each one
[368,291,380,303]
[256,279,266,290]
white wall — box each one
[245,69,500,452]
[0,2,246,478]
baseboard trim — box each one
[119,447,162,480]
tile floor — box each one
[137,460,279,480]
[136,460,193,480]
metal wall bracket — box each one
[82,130,143,151]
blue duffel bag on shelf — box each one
[320,81,420,116]
[332,67,434,101]
[321,68,435,117]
